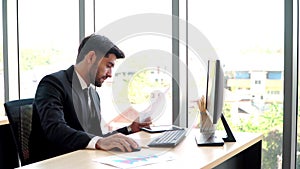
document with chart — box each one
[93,151,176,169]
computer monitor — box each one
[195,59,236,146]
[206,59,224,124]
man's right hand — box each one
[95,133,139,152]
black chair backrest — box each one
[4,98,34,166]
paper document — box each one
[93,151,176,169]
[139,90,168,122]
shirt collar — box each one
[75,69,88,90]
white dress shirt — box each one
[75,70,101,149]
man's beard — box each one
[94,79,102,87]
[90,73,103,87]
[94,73,106,87]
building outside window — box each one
[189,0,284,168]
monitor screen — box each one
[205,59,224,124]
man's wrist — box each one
[127,125,133,134]
[87,136,101,149]
[95,138,101,150]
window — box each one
[18,0,78,99]
[94,0,172,132]
[189,0,284,168]
[2,1,294,167]
[0,1,3,116]
[267,71,282,79]
[235,71,251,79]
[255,80,261,85]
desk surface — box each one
[18,129,262,169]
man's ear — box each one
[86,51,97,64]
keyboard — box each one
[147,129,187,147]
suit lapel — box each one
[66,66,89,132]
[66,66,102,135]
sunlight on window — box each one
[18,0,79,99]
[0,1,3,116]
[94,0,172,132]
[189,0,284,168]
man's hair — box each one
[76,34,125,63]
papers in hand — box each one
[139,90,168,123]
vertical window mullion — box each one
[283,0,298,168]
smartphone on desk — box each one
[141,125,183,133]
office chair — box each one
[4,98,34,167]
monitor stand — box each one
[195,132,224,146]
[220,113,236,142]
[195,114,236,146]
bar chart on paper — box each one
[93,151,176,169]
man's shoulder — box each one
[45,65,74,78]
[39,66,74,85]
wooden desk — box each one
[18,129,262,169]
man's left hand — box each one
[129,117,152,133]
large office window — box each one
[94,0,172,133]
[2,1,297,167]
[189,0,284,168]
[18,0,78,99]
[0,1,3,116]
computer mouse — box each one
[131,146,141,152]
[110,145,141,152]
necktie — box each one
[83,88,91,112]
[83,87,100,135]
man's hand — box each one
[95,133,139,152]
[130,117,152,133]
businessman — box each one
[29,34,151,163]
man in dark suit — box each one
[29,34,151,163]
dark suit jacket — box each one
[29,65,129,163]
